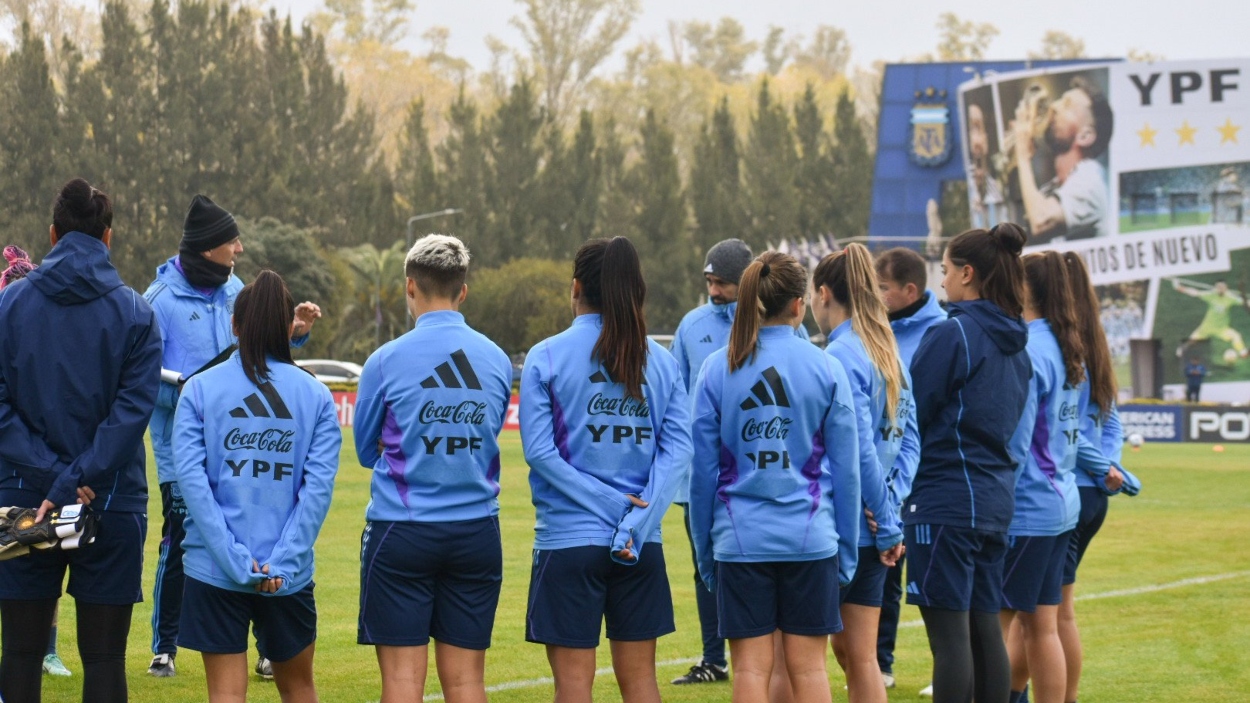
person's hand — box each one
[864,507,878,534]
[1105,465,1125,492]
[291,302,322,338]
[34,500,56,523]
[1013,99,1037,160]
[626,495,649,509]
[614,538,636,562]
[77,486,96,505]
[253,562,284,593]
[880,542,905,568]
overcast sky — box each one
[270,0,1247,71]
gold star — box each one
[1216,118,1241,144]
[1137,123,1158,147]
[1176,121,1198,146]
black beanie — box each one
[181,194,239,253]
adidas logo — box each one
[907,582,921,596]
[739,366,790,410]
[913,524,933,545]
[189,312,201,321]
[420,350,482,390]
[588,368,645,385]
[700,335,713,343]
[229,383,292,419]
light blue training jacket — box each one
[354,310,513,523]
[669,301,810,502]
[890,291,948,366]
[1075,384,1123,489]
[174,354,340,594]
[1007,319,1081,536]
[145,257,308,484]
[689,325,862,589]
[520,314,693,564]
[823,321,909,549]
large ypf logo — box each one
[585,368,651,418]
[224,382,297,480]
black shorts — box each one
[1001,532,1071,613]
[178,577,316,663]
[358,517,503,650]
[0,496,146,605]
[716,557,842,639]
[840,546,888,607]
[1063,487,1109,586]
[526,544,674,648]
[904,523,1007,613]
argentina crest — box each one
[909,87,952,167]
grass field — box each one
[29,433,1250,702]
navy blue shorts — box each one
[1063,487,1109,586]
[1001,532,1071,612]
[904,523,1007,613]
[840,546,888,607]
[178,577,316,662]
[358,517,503,650]
[526,544,674,648]
[716,557,842,639]
[0,496,146,605]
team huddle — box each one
[0,178,1139,703]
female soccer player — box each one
[689,251,861,703]
[906,223,1031,703]
[520,237,692,703]
[811,243,911,703]
[173,270,340,703]
[999,251,1087,703]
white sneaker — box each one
[920,682,933,697]
[882,672,896,689]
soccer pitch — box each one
[33,432,1250,702]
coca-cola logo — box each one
[586,392,651,418]
[1058,401,1080,422]
[419,400,488,425]
[224,428,294,453]
[741,416,792,442]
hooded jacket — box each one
[890,291,948,366]
[145,256,307,484]
[669,302,808,502]
[906,299,1031,533]
[0,232,161,511]
[690,326,862,588]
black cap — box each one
[181,194,239,253]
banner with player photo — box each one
[959,59,1250,401]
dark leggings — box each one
[920,606,1011,703]
[1,598,133,703]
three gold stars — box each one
[1137,119,1243,147]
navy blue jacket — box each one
[0,233,162,511]
[905,299,1030,533]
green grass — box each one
[31,434,1250,702]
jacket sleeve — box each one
[0,366,68,491]
[843,356,902,551]
[353,353,386,469]
[519,350,631,525]
[688,360,722,591]
[1075,434,1111,478]
[610,372,693,564]
[144,283,181,412]
[669,323,692,390]
[1101,404,1124,466]
[910,322,965,436]
[889,395,921,511]
[291,332,310,349]
[825,359,862,586]
[47,300,162,507]
[172,380,260,587]
[265,393,342,591]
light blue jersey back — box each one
[354,310,513,523]
[1008,319,1081,536]
[174,355,341,594]
[520,314,692,563]
[689,325,862,587]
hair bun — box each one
[989,222,1026,256]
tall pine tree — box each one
[742,78,800,250]
[488,77,544,264]
[794,84,835,238]
[829,88,873,239]
[689,96,745,254]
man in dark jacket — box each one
[0,178,162,703]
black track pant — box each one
[1,598,133,703]
[919,606,1011,703]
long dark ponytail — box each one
[233,269,295,386]
[1064,252,1116,417]
[1023,251,1086,388]
[947,222,1027,318]
[573,237,648,399]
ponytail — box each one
[812,243,903,419]
[1023,252,1086,388]
[234,269,296,386]
[947,222,1027,318]
[728,252,807,372]
[1063,251,1117,417]
[573,237,648,399]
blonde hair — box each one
[813,243,903,419]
